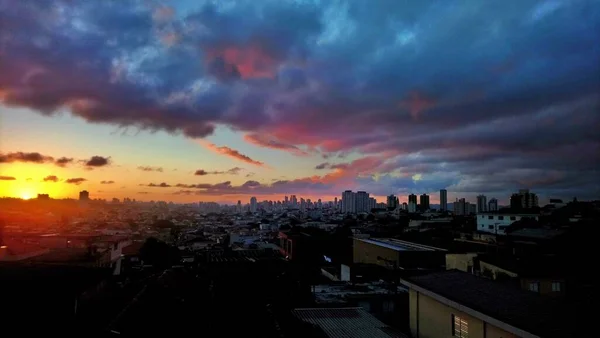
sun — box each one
[21,192,33,200]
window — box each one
[488,215,494,220]
[529,282,539,292]
[452,314,468,337]
[510,216,516,221]
[552,281,561,292]
[498,216,504,220]
[488,225,494,230]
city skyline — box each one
[1,1,599,204]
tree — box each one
[140,237,181,269]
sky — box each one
[1,0,599,205]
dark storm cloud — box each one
[1,0,599,199]
[0,176,16,180]
[65,178,87,185]
[171,178,331,196]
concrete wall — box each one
[353,238,399,268]
[409,289,516,338]
[446,253,478,273]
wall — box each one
[479,261,519,280]
[446,253,478,273]
[353,238,399,268]
[520,277,565,295]
[408,289,517,338]
[476,214,539,235]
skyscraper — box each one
[488,198,498,211]
[342,190,356,213]
[453,198,467,216]
[250,196,257,212]
[369,197,376,211]
[419,194,430,211]
[79,190,89,201]
[510,189,539,209]
[408,194,417,205]
[387,194,398,209]
[476,195,487,213]
[439,189,448,211]
[355,191,370,213]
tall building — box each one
[408,194,417,205]
[408,201,417,213]
[342,190,356,214]
[250,196,257,212]
[334,197,338,210]
[290,195,298,208]
[355,191,370,213]
[453,198,467,216]
[476,195,487,213]
[488,198,498,212]
[387,194,399,209]
[79,190,89,201]
[419,194,430,211]
[439,189,448,211]
[510,189,539,209]
[369,197,376,211]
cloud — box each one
[100,180,115,184]
[202,142,265,167]
[42,175,59,182]
[55,157,74,167]
[146,182,171,188]
[138,166,164,172]
[0,152,54,164]
[1,1,599,200]
[0,176,16,180]
[84,156,110,167]
[194,167,244,175]
[65,178,87,185]
[138,192,150,195]
[315,163,330,170]
[244,133,309,156]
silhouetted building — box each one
[439,189,447,211]
[510,189,538,210]
[453,198,467,216]
[476,195,487,213]
[419,194,430,211]
[79,190,89,201]
[408,194,417,205]
[37,194,50,200]
[387,194,399,209]
[488,198,498,211]
[353,238,446,271]
[355,191,370,213]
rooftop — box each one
[313,282,406,304]
[401,270,571,337]
[355,238,446,252]
[292,307,407,338]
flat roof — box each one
[355,238,446,252]
[401,270,570,338]
[292,307,407,338]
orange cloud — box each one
[201,141,266,167]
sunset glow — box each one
[1,0,599,204]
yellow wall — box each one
[445,253,478,272]
[409,289,517,338]
[353,239,399,268]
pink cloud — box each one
[244,133,309,156]
[201,142,266,167]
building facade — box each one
[476,195,487,213]
[342,190,356,213]
[439,189,447,211]
[419,194,430,211]
[476,212,539,235]
[488,198,498,212]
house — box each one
[476,212,539,235]
[353,238,446,271]
[401,270,572,338]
